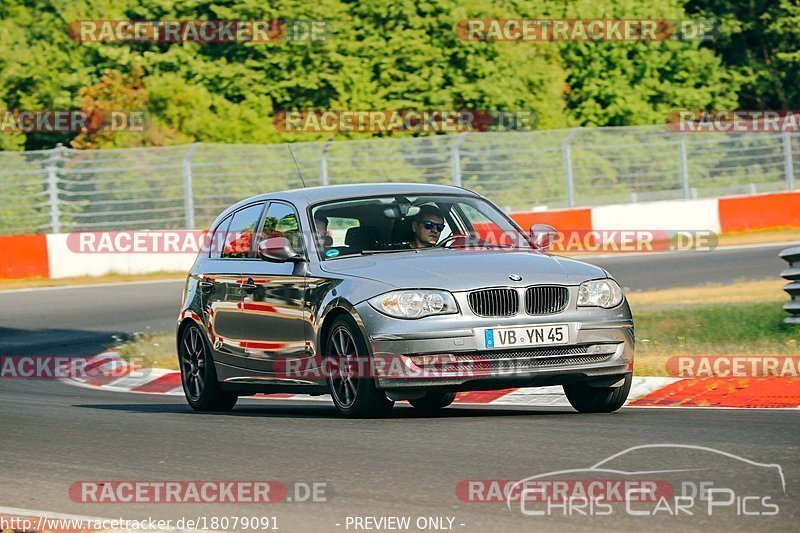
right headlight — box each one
[577,279,623,308]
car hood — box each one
[318,249,608,291]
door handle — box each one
[240,278,258,292]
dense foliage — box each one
[0,0,794,150]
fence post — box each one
[783,132,795,190]
[451,132,467,187]
[679,133,690,199]
[562,128,580,207]
[320,138,333,186]
[45,144,63,233]
[183,143,200,228]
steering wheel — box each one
[436,233,467,248]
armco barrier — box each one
[780,247,800,324]
[591,198,720,232]
[719,191,800,232]
[2,191,799,280]
[2,234,49,278]
[510,191,797,235]
[44,234,195,279]
[509,207,592,233]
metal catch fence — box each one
[0,125,797,234]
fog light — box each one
[588,344,618,355]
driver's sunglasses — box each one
[422,221,445,231]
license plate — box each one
[484,324,569,349]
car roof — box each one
[214,183,480,225]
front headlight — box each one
[577,279,623,308]
[368,290,459,319]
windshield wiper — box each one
[360,246,443,256]
[449,243,529,250]
[360,248,413,255]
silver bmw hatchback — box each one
[177,183,634,417]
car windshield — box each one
[311,194,532,260]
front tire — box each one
[563,373,632,413]
[179,323,238,412]
[409,392,457,412]
[325,315,394,418]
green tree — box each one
[686,0,800,108]
[542,0,740,126]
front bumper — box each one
[356,302,634,391]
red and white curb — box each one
[63,352,800,409]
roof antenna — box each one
[286,144,307,188]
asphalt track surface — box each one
[0,242,797,532]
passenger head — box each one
[314,214,329,247]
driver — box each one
[410,205,445,248]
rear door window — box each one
[208,214,232,259]
[220,203,266,259]
[257,202,303,252]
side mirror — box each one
[257,237,302,263]
[529,224,559,250]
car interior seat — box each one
[390,218,414,244]
[344,226,380,251]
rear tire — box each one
[179,323,238,412]
[409,392,457,412]
[563,373,632,413]
[325,315,394,418]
